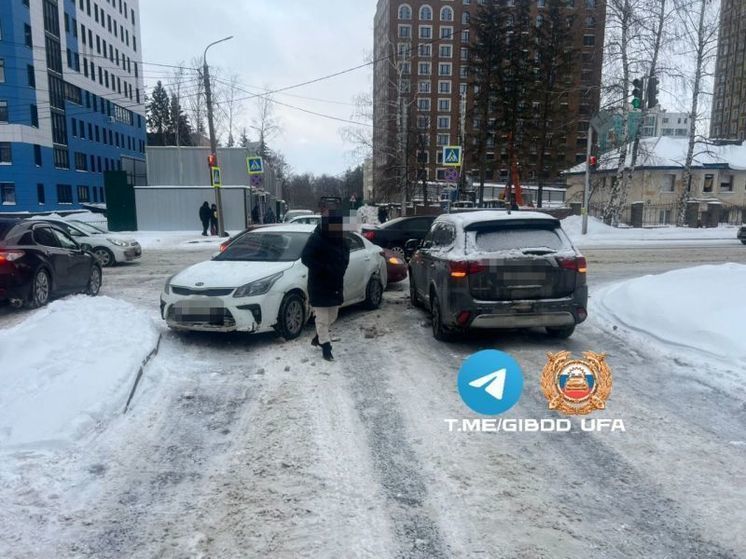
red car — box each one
[383,248,408,283]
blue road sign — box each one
[247,156,264,175]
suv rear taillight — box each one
[557,255,587,274]
[0,250,25,263]
[363,230,376,241]
[449,260,485,278]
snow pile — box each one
[597,264,746,366]
[128,231,235,250]
[561,215,737,247]
[0,296,159,448]
[357,204,380,226]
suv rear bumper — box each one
[443,285,588,330]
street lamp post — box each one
[203,36,233,237]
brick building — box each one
[711,0,746,140]
[373,0,606,201]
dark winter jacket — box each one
[199,204,211,223]
[301,225,350,308]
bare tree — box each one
[251,92,281,158]
[188,56,207,140]
[340,92,374,161]
[674,0,719,225]
[221,73,243,147]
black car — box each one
[0,218,102,308]
[408,211,588,340]
[362,215,437,258]
[738,226,746,245]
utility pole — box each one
[459,91,467,204]
[203,36,233,237]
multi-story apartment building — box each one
[599,108,690,152]
[711,0,746,140]
[0,0,146,213]
[373,0,605,200]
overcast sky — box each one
[140,0,376,176]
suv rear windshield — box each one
[472,223,565,252]
[215,231,311,262]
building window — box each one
[75,152,88,171]
[441,6,454,21]
[439,45,452,58]
[438,98,451,111]
[0,101,7,122]
[417,98,431,111]
[31,104,38,127]
[33,144,42,166]
[703,174,714,193]
[54,147,70,169]
[0,59,5,82]
[437,116,451,129]
[720,175,734,193]
[440,26,454,40]
[439,63,452,76]
[0,183,16,205]
[37,184,46,205]
[57,184,73,204]
[418,62,431,75]
[398,24,411,39]
[398,4,412,19]
[25,24,33,47]
[583,35,595,46]
[660,174,675,192]
[418,80,431,93]
[437,134,450,146]
[0,142,11,164]
[419,5,432,20]
[77,185,90,202]
[417,116,430,129]
[439,80,452,94]
[27,64,36,87]
[586,16,596,28]
[418,43,432,57]
[419,25,432,39]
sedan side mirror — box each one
[405,238,421,252]
[80,243,92,252]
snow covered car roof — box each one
[435,210,560,229]
[246,223,317,233]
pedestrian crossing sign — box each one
[443,146,462,167]
[247,156,264,175]
[211,166,222,188]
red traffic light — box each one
[207,153,218,167]
[589,155,598,168]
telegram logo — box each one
[457,350,524,415]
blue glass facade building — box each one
[0,0,145,212]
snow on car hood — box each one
[171,260,297,289]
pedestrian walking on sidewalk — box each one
[210,204,219,235]
[301,208,349,361]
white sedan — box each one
[160,224,387,339]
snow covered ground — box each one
[0,296,159,449]
[127,230,239,251]
[562,215,739,247]
[592,263,746,394]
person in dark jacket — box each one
[265,207,276,224]
[300,211,350,361]
[252,204,261,224]
[199,201,211,236]
[210,204,219,235]
[378,205,388,224]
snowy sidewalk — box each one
[563,216,739,247]
[0,296,159,449]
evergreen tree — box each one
[146,81,171,146]
[168,93,192,146]
[239,128,251,148]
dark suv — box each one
[362,215,437,258]
[738,226,746,245]
[408,211,588,340]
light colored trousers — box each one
[313,306,340,345]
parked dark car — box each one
[408,211,588,340]
[0,218,102,308]
[362,215,437,258]
[738,226,746,245]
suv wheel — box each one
[546,325,576,339]
[364,276,384,310]
[430,293,452,341]
[409,275,420,307]
[86,265,102,296]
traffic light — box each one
[207,153,218,167]
[631,78,643,109]
[588,155,598,171]
[647,76,659,109]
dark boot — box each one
[321,342,334,361]
[311,335,319,347]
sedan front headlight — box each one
[233,272,284,298]
[107,238,128,247]
[163,274,176,295]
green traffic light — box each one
[632,98,641,109]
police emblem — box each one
[540,351,612,415]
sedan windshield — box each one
[215,231,310,262]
